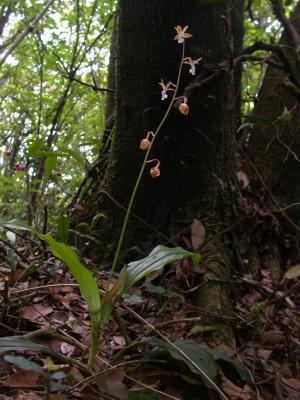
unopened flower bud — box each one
[179,102,189,115]
[13,163,25,171]
[140,138,151,150]
[150,166,160,178]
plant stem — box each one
[106,42,186,292]
[88,328,100,368]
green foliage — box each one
[0,0,116,226]
[124,245,200,291]
[147,338,250,384]
[0,336,65,359]
[4,354,44,375]
[39,233,200,367]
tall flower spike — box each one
[174,26,192,44]
[183,57,202,75]
[159,80,176,101]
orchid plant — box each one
[109,24,199,278]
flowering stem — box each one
[106,42,185,293]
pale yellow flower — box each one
[174,26,192,44]
[159,80,176,100]
[183,57,202,75]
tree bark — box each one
[244,2,300,276]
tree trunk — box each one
[244,2,300,276]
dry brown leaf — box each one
[220,372,253,400]
[281,376,300,390]
[95,367,128,400]
[191,219,205,251]
[262,330,284,344]
[3,370,42,388]
[8,392,42,400]
[244,290,262,305]
[21,304,53,321]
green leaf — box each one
[4,355,44,375]
[285,264,300,279]
[0,336,63,360]
[123,245,200,291]
[209,349,251,382]
[62,149,85,167]
[44,156,57,179]
[276,107,293,124]
[27,139,46,156]
[57,216,70,242]
[39,235,101,330]
[147,338,218,382]
[0,219,33,231]
[129,390,158,400]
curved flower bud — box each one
[179,102,189,115]
[140,138,151,150]
[146,159,161,178]
[150,166,160,178]
[140,131,155,150]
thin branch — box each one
[61,73,115,93]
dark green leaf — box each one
[57,216,70,242]
[4,355,44,375]
[124,245,200,291]
[147,338,218,382]
[44,156,57,179]
[39,235,101,330]
[129,390,159,400]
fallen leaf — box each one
[21,304,53,321]
[262,330,284,344]
[96,367,128,400]
[191,219,205,251]
[3,370,42,388]
[281,376,300,400]
[113,335,126,346]
[285,264,300,279]
[244,290,262,305]
[220,372,253,399]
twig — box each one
[10,283,79,296]
[61,74,115,93]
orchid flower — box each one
[174,26,192,44]
[159,80,176,101]
[183,57,202,75]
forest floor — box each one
[0,240,299,400]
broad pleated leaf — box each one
[123,245,200,291]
